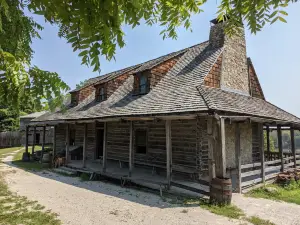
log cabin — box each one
[27,18,300,203]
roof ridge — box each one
[71,41,209,92]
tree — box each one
[0,0,297,111]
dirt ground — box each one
[0,155,245,225]
[2,153,300,225]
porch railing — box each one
[240,154,300,192]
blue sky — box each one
[30,2,300,116]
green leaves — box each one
[216,0,296,35]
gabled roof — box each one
[32,40,300,125]
[20,111,47,119]
[198,85,300,123]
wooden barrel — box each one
[42,153,50,162]
[210,177,232,205]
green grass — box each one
[247,181,300,205]
[183,198,275,225]
[184,198,245,219]
[0,147,23,159]
[0,174,61,225]
[12,150,48,171]
[246,216,275,225]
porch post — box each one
[266,126,270,160]
[165,120,172,189]
[32,126,36,155]
[129,121,134,177]
[53,125,56,157]
[41,126,46,162]
[65,124,70,164]
[25,125,29,154]
[217,117,226,178]
[259,124,265,183]
[235,123,241,193]
[290,128,296,168]
[207,118,216,181]
[83,124,87,168]
[277,125,284,172]
[102,122,107,172]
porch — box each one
[67,159,210,197]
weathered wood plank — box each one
[32,126,36,155]
[129,121,133,177]
[235,123,242,193]
[83,124,87,168]
[277,125,284,172]
[41,126,46,160]
[241,177,262,187]
[166,120,172,189]
[290,128,296,168]
[241,169,261,178]
[241,162,261,169]
[25,126,29,153]
[66,124,70,163]
[258,124,265,183]
[207,118,215,181]
[102,122,107,172]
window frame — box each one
[95,84,107,102]
[134,129,148,155]
[71,92,78,106]
[134,71,149,95]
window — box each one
[71,92,78,106]
[134,72,149,95]
[135,129,147,154]
[96,85,107,102]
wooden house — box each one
[27,19,300,202]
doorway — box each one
[96,129,104,159]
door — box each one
[96,129,104,159]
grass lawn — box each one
[247,181,300,205]
[0,147,61,224]
[12,150,48,171]
[183,198,274,225]
[0,147,23,159]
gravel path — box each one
[233,193,300,225]
[0,157,243,225]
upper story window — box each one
[95,85,107,102]
[134,71,149,95]
[70,92,78,106]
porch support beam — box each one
[41,126,46,163]
[166,120,172,189]
[83,124,87,168]
[277,125,284,172]
[207,118,215,181]
[259,123,265,183]
[32,126,36,155]
[235,123,241,193]
[290,128,296,168]
[215,117,226,178]
[25,125,29,154]
[129,121,134,177]
[102,122,107,173]
[53,125,56,157]
[65,124,70,164]
[266,126,270,160]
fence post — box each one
[290,128,296,168]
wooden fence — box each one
[0,131,22,148]
[240,154,300,192]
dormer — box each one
[95,83,107,102]
[133,71,150,95]
[70,92,78,106]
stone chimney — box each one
[209,18,249,94]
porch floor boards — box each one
[67,160,209,197]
